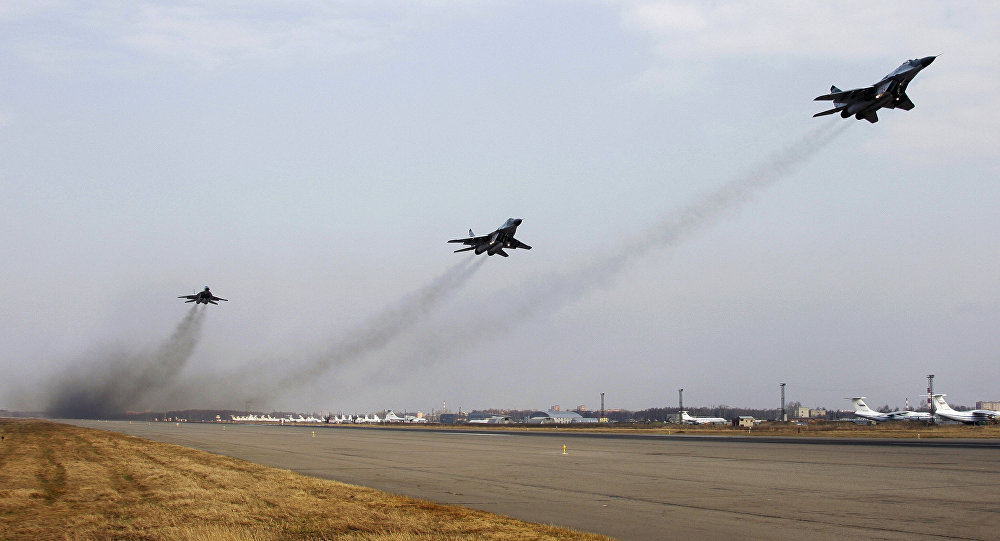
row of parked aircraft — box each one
[229,411,428,424]
[229,414,324,423]
[847,395,999,424]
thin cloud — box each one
[620,2,997,60]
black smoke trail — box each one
[46,305,206,418]
[188,257,488,407]
[281,257,486,386]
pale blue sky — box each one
[2,2,998,414]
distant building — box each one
[438,413,466,424]
[467,412,493,423]
[977,401,1000,411]
[550,405,561,412]
[467,412,511,424]
[794,407,827,419]
[526,410,597,425]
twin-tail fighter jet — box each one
[814,56,935,123]
[448,218,532,257]
[178,286,228,305]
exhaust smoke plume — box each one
[205,257,488,405]
[403,122,851,361]
[283,257,486,385]
[46,305,206,418]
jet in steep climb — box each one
[448,218,531,257]
[814,56,936,123]
[178,286,228,305]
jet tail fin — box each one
[846,397,874,413]
[453,246,476,253]
[930,394,953,411]
[831,85,842,93]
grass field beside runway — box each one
[0,419,611,540]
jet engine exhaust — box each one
[45,305,207,418]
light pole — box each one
[780,383,786,422]
[927,374,935,425]
[678,388,684,423]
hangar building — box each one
[526,411,598,425]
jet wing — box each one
[507,238,532,250]
[887,92,915,111]
[812,106,848,118]
[814,86,875,102]
[210,296,228,302]
[178,294,198,301]
[448,235,490,247]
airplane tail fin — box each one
[846,397,875,413]
[469,229,474,237]
[453,246,476,253]
[831,85,842,93]
[930,394,953,411]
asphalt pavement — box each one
[65,421,1000,540]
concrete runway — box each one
[67,421,1000,540]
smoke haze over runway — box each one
[186,257,488,407]
[46,305,206,418]
[48,123,846,414]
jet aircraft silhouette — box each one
[448,218,531,257]
[814,56,936,123]
[178,286,228,305]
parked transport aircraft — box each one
[930,394,999,424]
[678,411,727,425]
[845,397,931,422]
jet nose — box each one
[920,56,936,68]
[511,218,522,226]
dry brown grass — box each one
[0,419,612,541]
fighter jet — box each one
[178,286,228,305]
[448,218,531,257]
[814,56,936,123]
